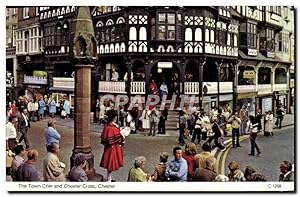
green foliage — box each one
[33,70,47,77]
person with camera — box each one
[228,110,242,148]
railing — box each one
[131,82,145,94]
[98,81,126,93]
[273,84,288,91]
[184,82,233,95]
[53,77,74,89]
[184,82,199,94]
[237,85,256,93]
[24,75,47,85]
[258,84,272,94]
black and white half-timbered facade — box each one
[39,6,76,108]
[93,6,239,113]
[15,7,45,99]
[233,6,293,114]
[10,6,294,115]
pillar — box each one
[198,59,205,109]
[71,64,95,179]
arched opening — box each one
[258,67,271,84]
[275,68,287,84]
[203,61,218,82]
[238,66,255,85]
[132,60,145,81]
[185,60,199,82]
[150,61,180,97]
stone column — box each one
[70,6,100,181]
[70,64,95,179]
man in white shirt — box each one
[6,117,17,151]
[111,68,119,81]
[27,99,35,121]
[160,81,168,98]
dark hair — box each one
[74,153,87,166]
[105,110,118,123]
[202,142,212,152]
[178,110,184,116]
[8,116,14,122]
[173,146,182,156]
[218,109,222,114]
[244,166,256,181]
[14,145,24,155]
[47,143,59,153]
[282,160,293,171]
[159,152,169,163]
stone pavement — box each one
[6,113,294,182]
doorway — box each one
[150,62,180,98]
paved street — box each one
[223,126,294,181]
[7,113,294,182]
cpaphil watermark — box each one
[100,94,199,111]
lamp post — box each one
[70,6,100,180]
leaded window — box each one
[157,13,176,40]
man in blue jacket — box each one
[165,146,187,182]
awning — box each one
[49,87,74,92]
[238,92,258,100]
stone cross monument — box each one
[70,6,99,180]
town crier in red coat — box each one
[100,110,124,182]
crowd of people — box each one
[5,92,291,183]
[125,143,294,182]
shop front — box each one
[256,96,273,114]
[274,90,289,109]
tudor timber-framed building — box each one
[93,6,239,114]
[9,6,295,115]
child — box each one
[227,160,246,182]
[151,152,169,182]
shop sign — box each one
[219,94,233,101]
[158,62,172,68]
[243,70,255,78]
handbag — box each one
[61,110,66,117]
[6,150,14,168]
